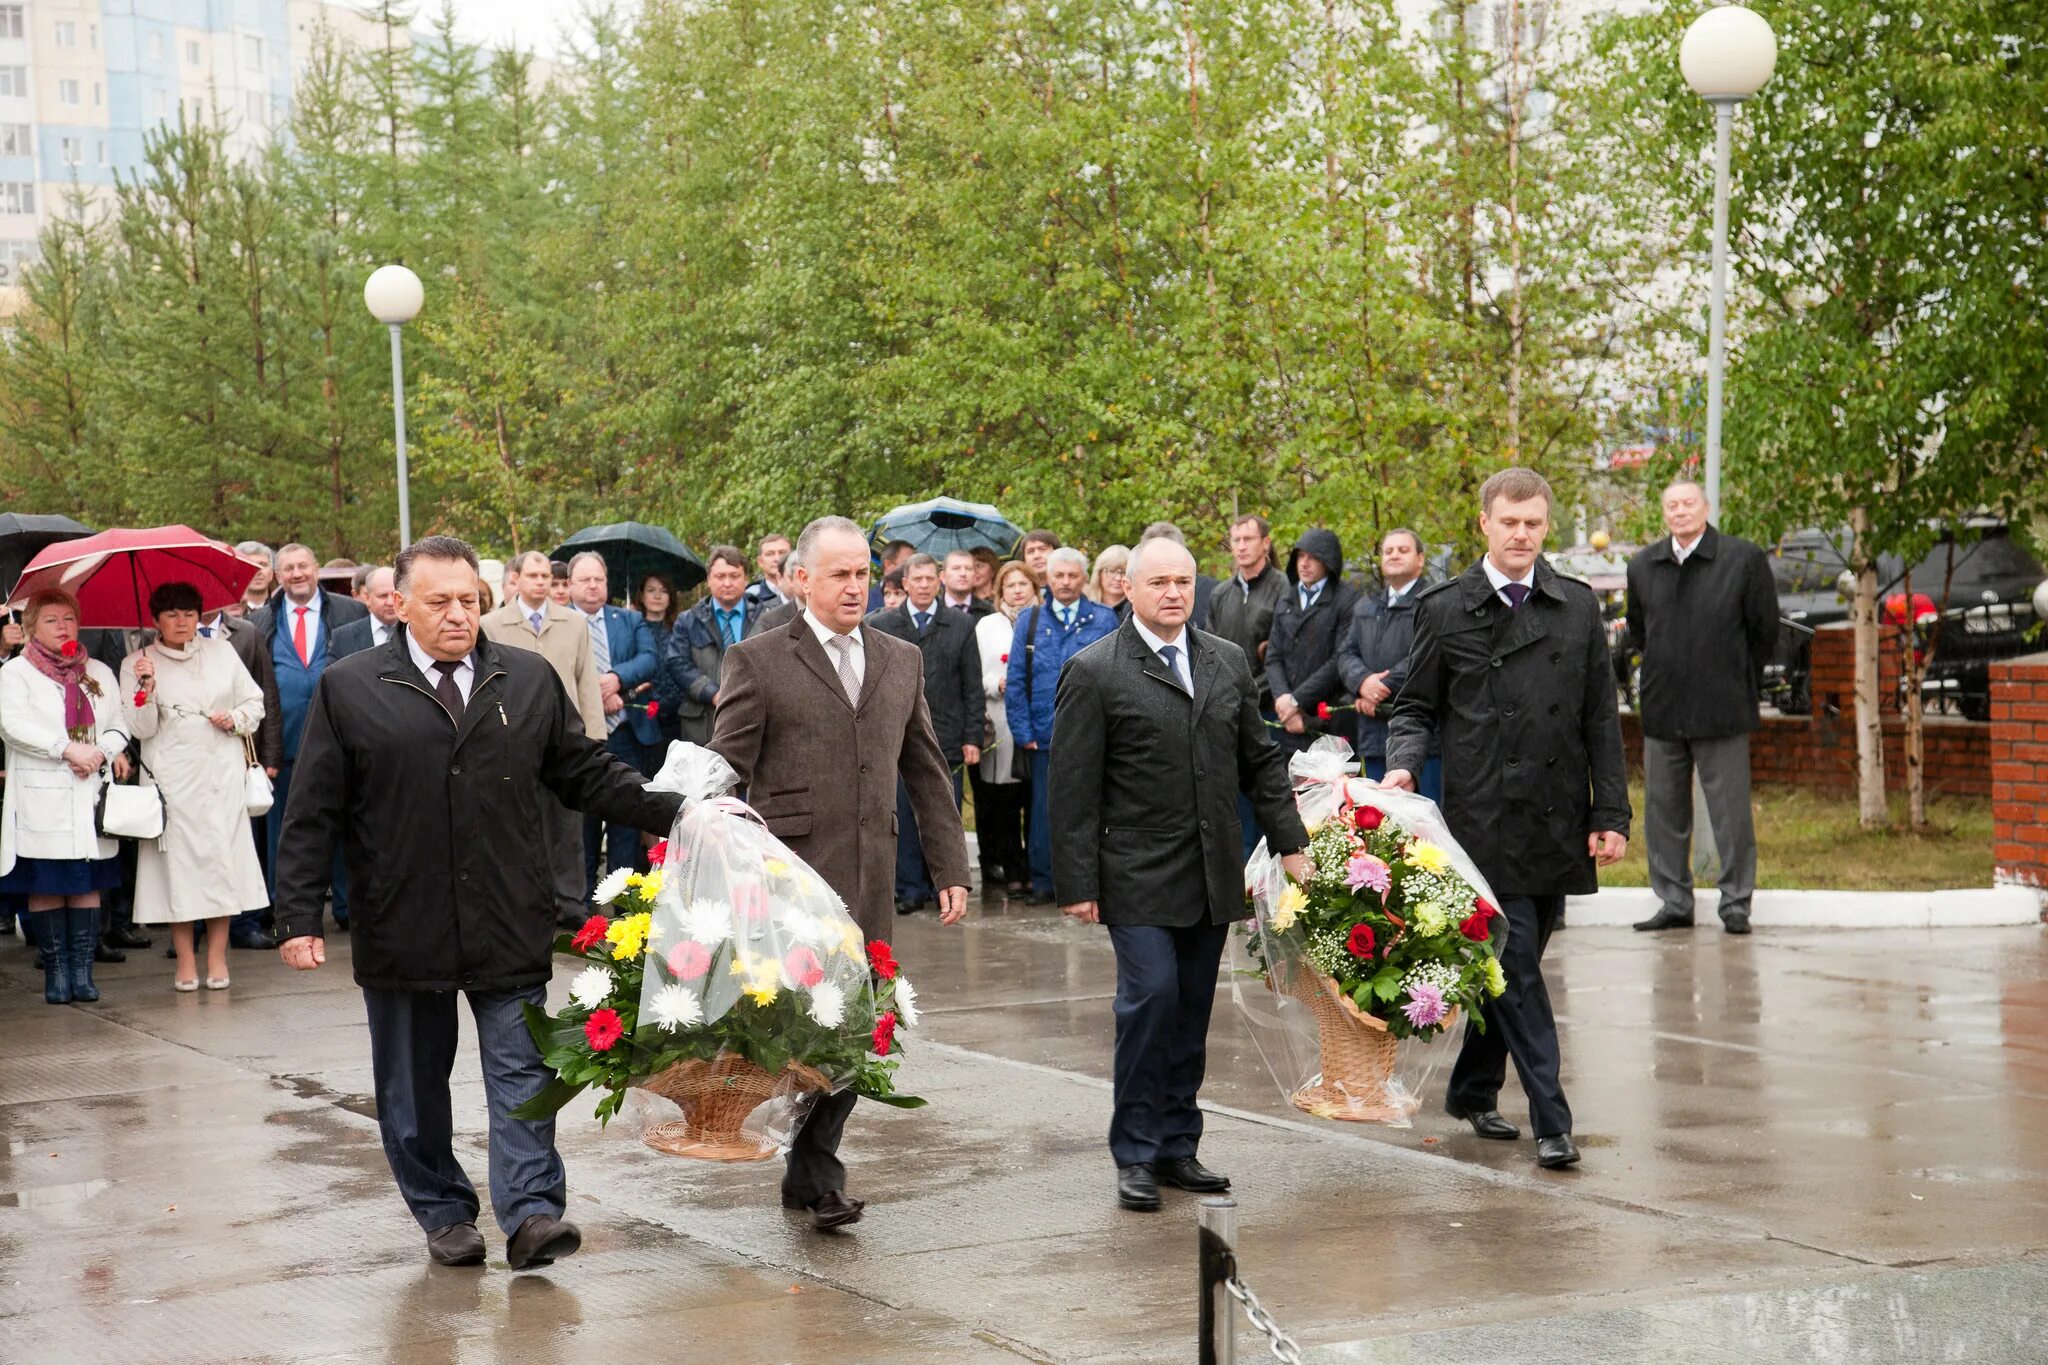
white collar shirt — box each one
[285,591,323,650]
[1672,532,1705,565]
[371,619,393,648]
[1482,557,1537,609]
[406,629,475,703]
[804,608,865,693]
[1133,616,1193,693]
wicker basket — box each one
[634,1053,833,1162]
[1287,970,1426,1123]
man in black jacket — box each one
[1384,469,1630,1171]
[1265,527,1359,753]
[1209,514,1290,858]
[275,536,680,1272]
[1050,538,1309,1212]
[866,553,981,912]
[1336,529,1440,801]
[1625,480,1779,935]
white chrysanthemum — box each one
[893,976,920,1028]
[569,965,615,1009]
[681,898,732,945]
[808,981,847,1029]
[785,907,835,948]
[646,983,703,1031]
[590,866,633,907]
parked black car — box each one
[1763,523,2046,720]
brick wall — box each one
[1991,653,2048,890]
[1807,620,1906,718]
[1621,711,1990,798]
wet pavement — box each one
[2,897,2046,1363]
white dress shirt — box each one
[1132,616,1194,693]
[1481,557,1537,609]
[283,589,323,656]
[804,608,865,694]
[371,619,392,649]
[518,597,549,634]
[1387,579,1418,608]
[1671,532,1704,565]
[407,629,475,704]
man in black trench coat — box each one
[1383,468,1631,1171]
[275,536,681,1271]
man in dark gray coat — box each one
[1265,527,1359,753]
[1625,479,1780,935]
[1336,528,1439,800]
[1050,538,1309,1213]
[1384,468,1630,1171]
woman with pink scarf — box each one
[0,589,131,1003]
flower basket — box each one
[1287,968,1438,1123]
[635,1053,833,1162]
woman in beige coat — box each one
[121,582,268,991]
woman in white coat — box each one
[121,582,268,992]
[973,562,1039,896]
[0,590,132,1004]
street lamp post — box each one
[1681,4,1777,520]
[363,265,425,548]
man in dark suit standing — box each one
[276,536,680,1270]
[1050,538,1310,1212]
[866,554,981,914]
[710,516,971,1232]
[1383,468,1631,1171]
[1625,479,1779,935]
[330,566,401,659]
[566,552,664,885]
[657,545,756,745]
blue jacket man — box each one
[566,552,663,887]
[1005,549,1119,901]
[655,545,759,745]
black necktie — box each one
[433,660,466,724]
[914,611,930,635]
[1503,582,1531,612]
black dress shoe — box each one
[1632,907,1695,932]
[426,1221,486,1267]
[94,941,127,964]
[1722,910,1753,935]
[895,900,917,916]
[1536,1134,1581,1169]
[506,1213,581,1269]
[331,918,351,934]
[1117,1164,1161,1211]
[106,925,153,949]
[790,1190,865,1230]
[230,930,278,950]
[1153,1157,1230,1193]
[1445,1103,1520,1140]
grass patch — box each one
[1603,782,1993,892]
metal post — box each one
[1198,1197,1237,1365]
[1703,99,1735,521]
[389,321,412,549]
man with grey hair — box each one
[1625,478,1779,935]
[1137,520,1217,629]
[1006,544,1118,902]
[236,540,275,615]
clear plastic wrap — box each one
[1230,736,1508,1127]
[517,742,922,1161]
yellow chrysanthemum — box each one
[641,870,664,899]
[764,858,790,877]
[1405,840,1450,875]
[606,912,653,961]
[1272,883,1306,933]
[1412,903,1449,938]
[835,919,865,957]
[1484,957,1506,997]
[745,983,780,1007]
[625,872,646,888]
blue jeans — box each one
[256,758,347,934]
[894,768,963,904]
[1026,749,1054,896]
[362,983,565,1237]
[1106,920,1231,1167]
[1364,754,1443,806]
[585,728,654,893]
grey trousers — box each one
[1643,733,1757,919]
[545,792,586,921]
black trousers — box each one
[783,1087,859,1207]
[968,769,1028,883]
[1446,893,1572,1138]
[1106,919,1230,1168]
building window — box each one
[59,136,80,165]
[89,24,97,51]
[96,140,105,166]
[93,82,102,107]
[186,39,201,66]
[149,31,165,60]
[243,36,261,71]
[0,123,26,155]
[0,239,35,282]
[0,7,21,41]
[54,20,76,49]
[0,67,26,98]
[58,78,79,106]
[244,90,263,122]
[0,181,35,214]
[151,90,167,119]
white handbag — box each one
[243,734,275,817]
[96,774,166,842]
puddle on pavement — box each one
[0,1177,111,1208]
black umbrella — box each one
[553,522,707,596]
[868,496,1022,559]
[0,513,93,598]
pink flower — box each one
[732,881,771,922]
[1402,983,1448,1030]
[665,940,711,982]
[782,946,824,990]
[1344,854,1392,896]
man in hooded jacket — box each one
[1263,528,1359,753]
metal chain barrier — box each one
[1198,1197,1305,1365]
[1224,1272,1305,1364]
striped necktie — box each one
[587,610,618,732]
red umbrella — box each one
[6,525,260,627]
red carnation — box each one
[570,915,610,953]
[871,1010,899,1056]
[1000,652,1010,663]
[783,945,825,990]
[1345,923,1377,959]
[132,690,149,707]
[665,940,711,982]
[583,1008,624,1052]
[1352,805,1384,832]
[647,838,669,868]
[866,940,899,981]
[645,700,660,718]
[1316,701,1332,720]
[59,640,80,658]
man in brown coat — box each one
[481,551,606,924]
[710,515,970,1232]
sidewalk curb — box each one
[1565,885,2045,928]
